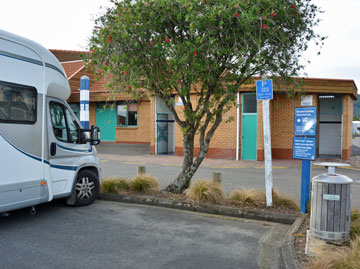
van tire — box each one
[74,170,99,206]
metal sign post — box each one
[257,79,273,207]
[293,106,317,213]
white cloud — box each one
[1,0,359,92]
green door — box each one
[96,103,116,141]
[242,93,257,160]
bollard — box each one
[137,166,146,176]
[213,172,222,183]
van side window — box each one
[64,108,80,143]
[0,81,37,124]
[50,102,81,144]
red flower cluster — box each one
[151,41,155,45]
[91,49,96,53]
[107,36,112,43]
[117,13,121,17]
[124,71,128,75]
[234,4,238,8]
[193,51,197,56]
[235,12,239,17]
[165,38,170,43]
[262,24,268,29]
[270,12,277,18]
[289,5,296,9]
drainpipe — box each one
[154,97,157,155]
[236,92,240,160]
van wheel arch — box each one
[66,167,100,206]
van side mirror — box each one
[90,125,100,145]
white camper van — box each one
[0,30,101,214]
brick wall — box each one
[342,95,353,159]
[257,93,317,161]
[173,94,238,159]
[114,100,151,144]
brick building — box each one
[52,50,358,161]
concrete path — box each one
[96,144,360,208]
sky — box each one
[1,0,359,91]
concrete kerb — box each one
[99,193,304,268]
[281,215,305,269]
[98,193,298,224]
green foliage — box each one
[87,0,323,127]
[130,174,160,194]
[87,0,323,192]
[186,179,226,204]
[101,177,131,193]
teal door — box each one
[242,93,257,160]
[96,103,116,141]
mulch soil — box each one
[294,216,312,268]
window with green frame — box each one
[116,101,138,126]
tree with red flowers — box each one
[86,0,323,193]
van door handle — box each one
[50,142,57,156]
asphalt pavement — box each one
[0,200,288,269]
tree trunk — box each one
[164,131,210,193]
[164,131,199,193]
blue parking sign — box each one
[256,79,273,100]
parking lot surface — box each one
[0,200,287,269]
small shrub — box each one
[310,236,360,269]
[186,179,226,204]
[130,175,160,194]
[272,189,299,211]
[101,178,131,193]
[229,189,266,207]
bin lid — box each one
[312,173,353,184]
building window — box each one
[0,81,37,124]
[243,93,257,113]
[117,101,138,127]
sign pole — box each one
[256,78,273,207]
[300,159,311,213]
[263,99,273,206]
[292,106,317,213]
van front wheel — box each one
[74,170,99,206]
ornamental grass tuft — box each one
[130,174,160,194]
[310,236,360,269]
[186,179,226,204]
[351,208,360,239]
[101,177,131,193]
[272,189,299,211]
[229,189,266,207]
